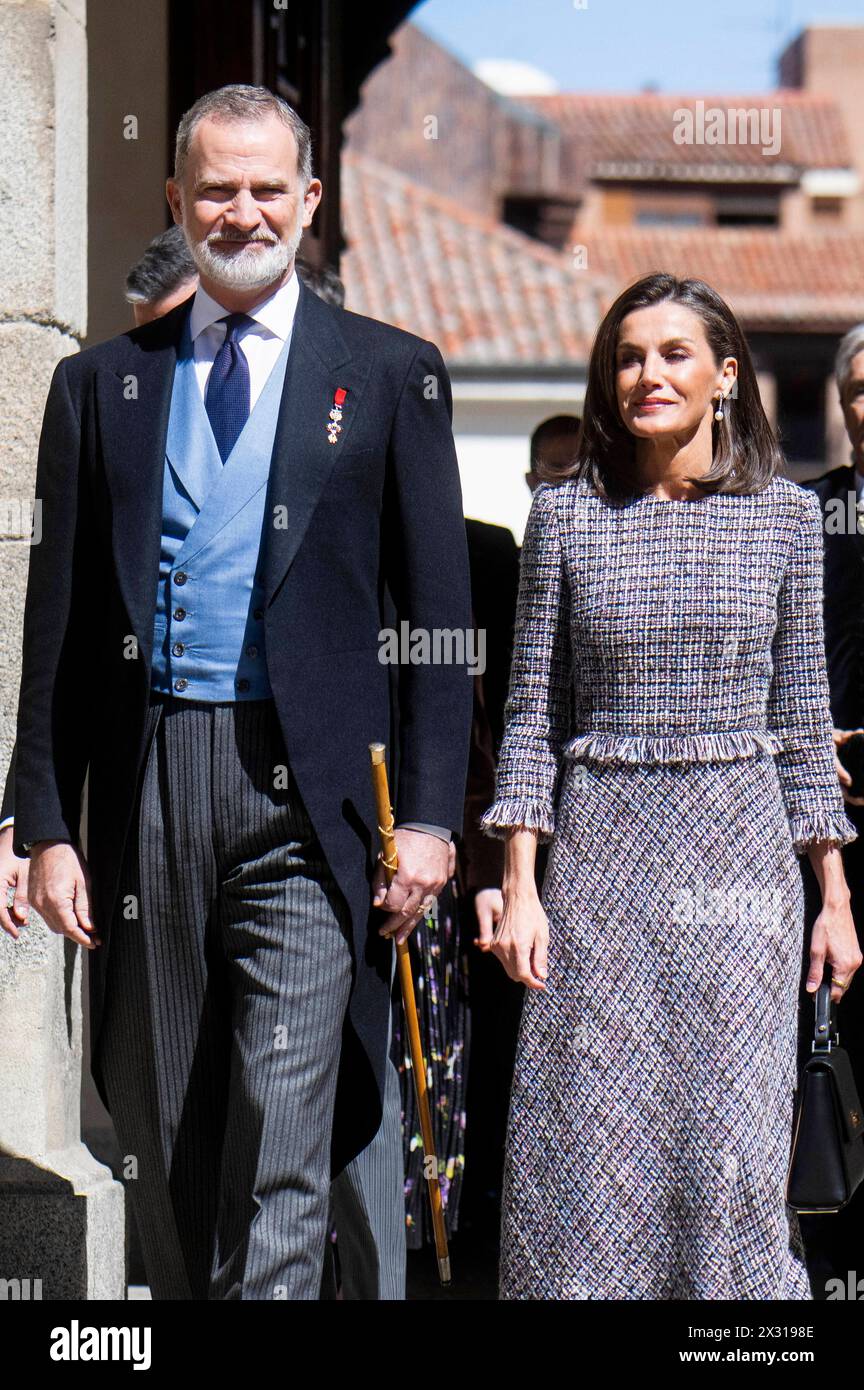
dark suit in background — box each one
[801,463,864,1291]
[465,520,520,759]
[460,521,525,1243]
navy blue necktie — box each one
[205,312,252,463]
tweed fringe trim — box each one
[562,729,784,766]
[788,811,859,854]
[479,798,555,843]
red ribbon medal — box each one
[327,387,347,444]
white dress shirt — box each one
[189,270,300,407]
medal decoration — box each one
[327,387,347,444]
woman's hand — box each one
[490,884,549,990]
[806,895,863,1004]
[805,841,862,1003]
[0,825,30,941]
[473,887,504,950]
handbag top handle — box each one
[813,979,837,1054]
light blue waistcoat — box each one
[151,313,293,701]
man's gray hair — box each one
[835,322,864,400]
[173,84,313,188]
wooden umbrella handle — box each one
[369,742,451,1286]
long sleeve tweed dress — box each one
[479,475,858,1301]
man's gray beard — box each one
[177,184,308,290]
[187,226,301,290]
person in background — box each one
[800,321,864,1295]
[294,259,345,309]
[125,224,199,323]
[526,415,582,894]
[457,413,581,1261]
[527,413,582,492]
[457,511,518,1256]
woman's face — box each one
[614,302,737,443]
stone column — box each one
[0,0,125,1301]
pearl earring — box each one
[714,393,725,422]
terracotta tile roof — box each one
[519,91,853,188]
[340,152,606,366]
[587,226,864,332]
[340,155,864,357]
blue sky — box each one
[415,0,864,92]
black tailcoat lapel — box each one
[261,279,371,607]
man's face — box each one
[132,278,198,326]
[165,112,322,294]
[841,349,864,468]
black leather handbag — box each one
[785,979,864,1213]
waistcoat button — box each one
[174,608,186,621]
[236,677,250,692]
[174,677,188,692]
[172,642,185,657]
[174,571,187,585]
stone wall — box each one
[0,0,124,1302]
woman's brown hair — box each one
[540,273,784,500]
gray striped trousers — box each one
[96,692,405,1299]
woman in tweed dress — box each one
[480,274,863,1300]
